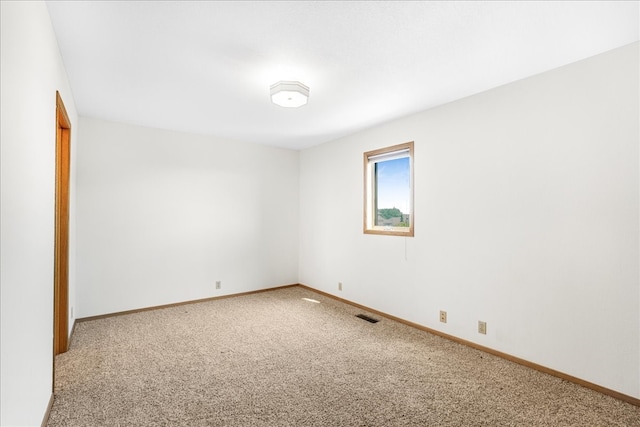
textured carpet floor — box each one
[48,286,639,426]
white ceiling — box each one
[46,1,639,150]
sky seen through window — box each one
[376,156,410,215]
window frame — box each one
[363,141,414,237]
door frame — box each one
[53,91,71,358]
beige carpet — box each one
[48,286,640,426]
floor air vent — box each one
[356,314,379,323]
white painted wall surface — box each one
[299,43,640,399]
[76,118,299,317]
[0,2,79,425]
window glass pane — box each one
[363,141,413,236]
[374,156,410,228]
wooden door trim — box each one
[54,91,70,358]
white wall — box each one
[299,42,640,399]
[76,118,299,317]
[0,2,79,426]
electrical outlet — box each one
[439,310,447,323]
[478,321,487,335]
[338,282,343,291]
[71,307,74,318]
[215,281,221,290]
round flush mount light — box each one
[270,81,309,108]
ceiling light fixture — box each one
[270,81,309,108]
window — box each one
[364,141,414,236]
